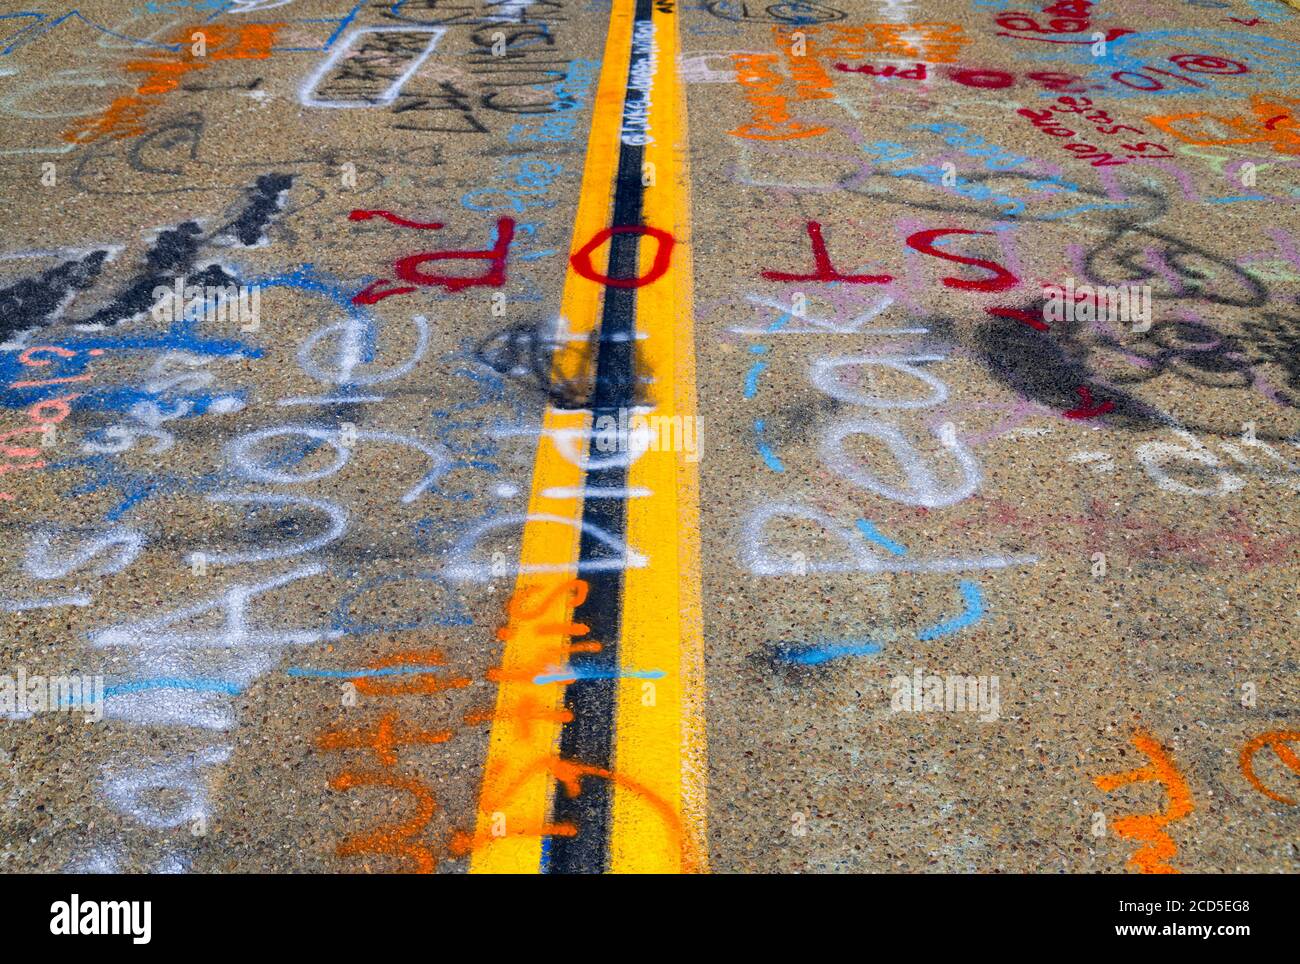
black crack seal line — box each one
[546,0,655,876]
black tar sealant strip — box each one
[546,0,656,875]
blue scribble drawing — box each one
[58,455,229,521]
[532,667,666,685]
[916,581,985,641]
[58,676,242,708]
[771,638,885,666]
[855,519,908,557]
[769,580,985,667]
[1,10,180,55]
[754,419,785,472]
[286,665,447,679]
[330,572,473,636]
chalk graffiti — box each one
[299,26,448,108]
[1093,730,1194,874]
[1239,730,1300,804]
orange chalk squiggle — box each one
[329,769,438,873]
[351,648,470,697]
[1239,730,1300,805]
[1092,729,1194,874]
[455,754,702,872]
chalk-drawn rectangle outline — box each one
[299,25,448,109]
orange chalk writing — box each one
[62,24,280,144]
[317,712,453,768]
[1093,729,1194,874]
[1239,730,1300,805]
[329,770,438,873]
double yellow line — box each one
[468,0,705,874]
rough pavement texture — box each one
[0,0,1297,873]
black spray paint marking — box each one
[0,250,110,342]
[217,172,294,247]
[1,174,294,337]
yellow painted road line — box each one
[610,1,706,874]
[468,0,637,874]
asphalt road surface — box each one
[0,0,1298,874]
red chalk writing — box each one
[351,217,517,303]
[905,228,1018,293]
[570,224,676,289]
[761,222,893,285]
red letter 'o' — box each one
[570,225,675,289]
